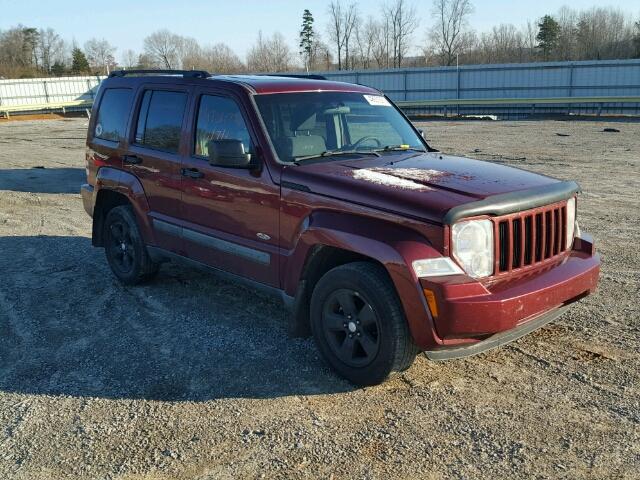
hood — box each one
[281,151,561,224]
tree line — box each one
[1,0,639,79]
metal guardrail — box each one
[1,94,639,119]
[395,96,640,107]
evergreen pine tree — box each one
[299,9,315,72]
[536,15,560,60]
[71,47,90,74]
[51,61,66,76]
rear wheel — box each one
[310,262,418,386]
[103,205,159,285]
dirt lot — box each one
[0,118,638,479]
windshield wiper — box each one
[374,145,427,153]
[293,149,381,164]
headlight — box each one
[412,257,464,277]
[451,219,494,278]
[566,197,576,248]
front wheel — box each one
[103,205,159,285]
[310,262,418,386]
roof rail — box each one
[262,74,327,80]
[109,69,211,79]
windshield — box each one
[254,92,426,163]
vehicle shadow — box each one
[0,235,354,401]
[0,168,85,194]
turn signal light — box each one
[423,288,439,319]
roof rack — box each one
[261,74,327,80]
[109,69,211,79]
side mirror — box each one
[208,139,252,168]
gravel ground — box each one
[0,117,638,479]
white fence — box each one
[0,75,105,114]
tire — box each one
[103,205,159,285]
[310,262,418,386]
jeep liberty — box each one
[81,70,600,385]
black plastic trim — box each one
[423,305,570,361]
[152,219,270,265]
[182,228,270,265]
[443,180,580,224]
[152,218,182,237]
[147,246,287,303]
[281,181,312,193]
[261,74,327,80]
[109,69,210,79]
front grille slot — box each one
[523,216,533,265]
[512,218,522,268]
[498,221,509,271]
[497,201,569,274]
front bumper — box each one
[421,234,600,353]
[424,304,570,360]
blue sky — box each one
[1,0,638,63]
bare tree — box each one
[37,28,64,72]
[327,1,358,70]
[311,37,333,70]
[143,29,195,69]
[84,38,116,73]
[327,1,345,69]
[385,0,418,67]
[136,53,154,69]
[121,49,139,68]
[523,20,539,54]
[474,24,526,64]
[354,16,378,68]
[575,7,635,60]
[0,26,39,69]
[204,44,245,73]
[428,0,474,66]
[370,16,393,67]
[342,3,359,69]
[247,31,293,72]
[183,43,245,73]
[555,6,578,61]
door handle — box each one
[123,154,142,165]
[181,168,204,179]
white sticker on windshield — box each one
[363,94,391,107]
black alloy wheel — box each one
[321,288,381,368]
[107,219,135,276]
[103,205,159,285]
[310,262,419,386]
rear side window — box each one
[135,90,188,153]
[94,88,132,142]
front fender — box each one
[284,211,446,349]
[95,167,155,244]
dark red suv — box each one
[81,70,600,385]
